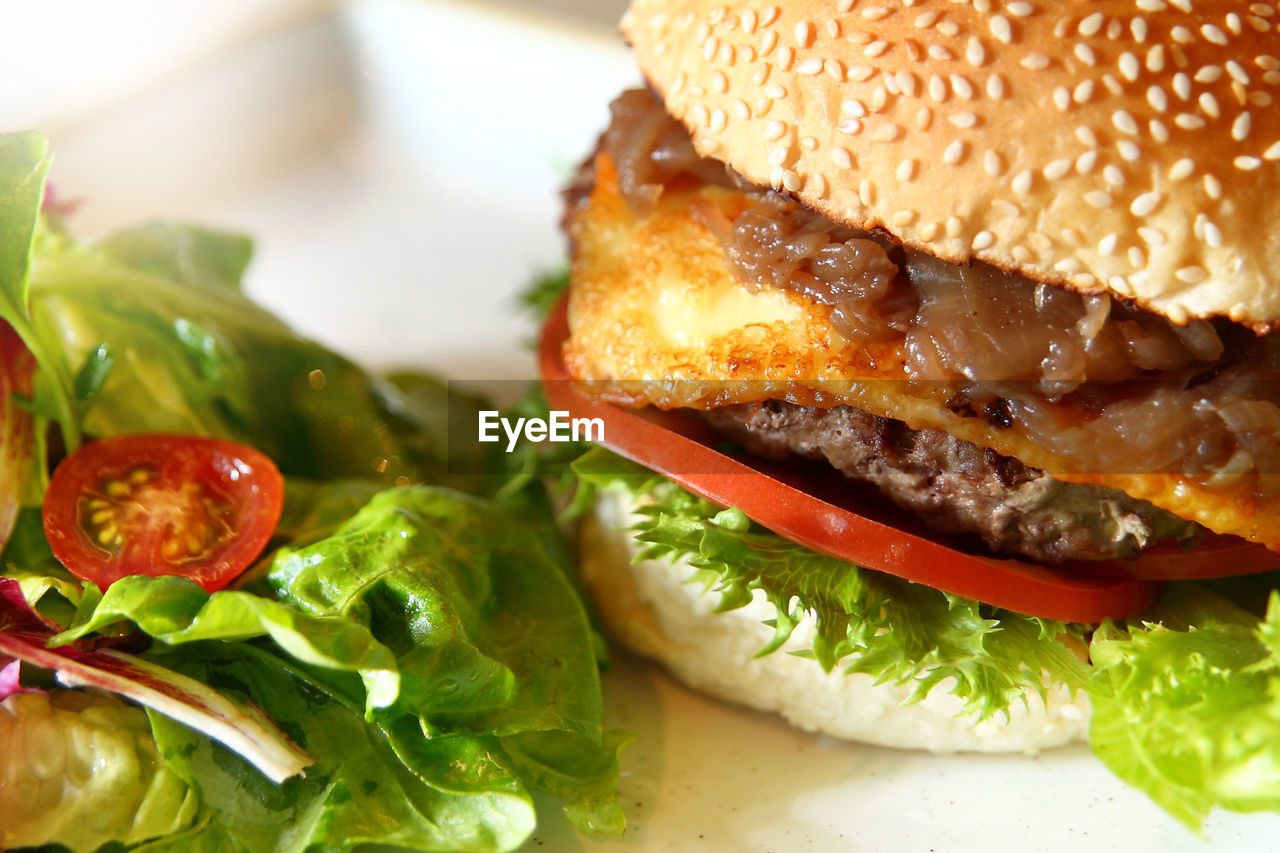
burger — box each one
[538,0,1280,812]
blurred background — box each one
[0,0,634,379]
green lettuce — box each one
[0,689,199,851]
[574,447,1092,720]
[1088,585,1280,828]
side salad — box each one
[0,131,626,853]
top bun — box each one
[621,0,1280,328]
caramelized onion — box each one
[588,88,1280,481]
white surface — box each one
[24,1,1280,850]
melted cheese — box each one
[564,157,1280,550]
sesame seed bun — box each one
[580,489,1092,753]
[621,0,1280,329]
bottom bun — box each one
[579,489,1092,754]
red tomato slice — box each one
[540,295,1277,622]
[43,434,284,592]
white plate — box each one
[35,1,1280,850]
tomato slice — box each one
[540,295,1280,622]
[43,434,284,592]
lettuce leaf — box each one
[141,642,538,853]
[576,448,1091,721]
[1088,585,1280,828]
[0,689,199,850]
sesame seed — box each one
[1169,0,1192,11]
[1007,2,1033,17]
[764,83,787,99]
[848,64,875,82]
[972,230,995,250]
[1138,229,1165,248]
[826,19,840,38]
[1250,91,1274,106]
[892,210,915,227]
[767,145,789,166]
[1202,24,1229,45]
[1233,112,1253,140]
[951,74,976,99]
[1136,0,1166,10]
[949,111,978,127]
[703,36,719,61]
[1085,190,1113,208]
[1176,266,1209,283]
[859,178,875,205]
[938,20,960,37]
[760,6,780,27]
[1117,140,1142,160]
[1146,44,1165,72]
[967,37,986,66]
[836,0,854,11]
[984,149,1004,176]
[837,119,863,134]
[1055,258,1084,273]
[1099,233,1118,254]
[1171,26,1194,44]
[928,44,952,60]
[1204,174,1223,198]
[1074,43,1098,66]
[795,20,814,48]
[778,46,795,70]
[915,11,940,28]
[1131,17,1149,42]
[1204,220,1224,247]
[1147,86,1169,112]
[1073,79,1094,102]
[1258,55,1280,71]
[988,74,1007,98]
[929,74,948,101]
[872,86,889,111]
[760,30,778,56]
[1227,60,1251,84]
[917,107,933,129]
[781,169,802,192]
[944,140,967,164]
[865,40,890,58]
[920,222,940,242]
[1199,92,1221,118]
[896,70,918,96]
[1075,126,1098,146]
[1012,246,1033,262]
[733,98,751,119]
[974,0,992,14]
[863,5,891,21]
[1265,140,1280,160]
[1117,52,1140,81]
[1078,12,1104,36]
[990,14,1013,43]
[741,9,758,33]
[764,120,787,141]
[1149,119,1169,142]
[945,216,963,238]
[1173,73,1192,99]
[1128,246,1146,267]
[1112,110,1139,135]
[1131,191,1161,216]
[1249,14,1273,30]
[1266,70,1280,84]
[842,99,867,117]
[1175,113,1206,129]
[797,58,823,75]
[873,123,902,142]
[711,70,729,92]
[1009,171,1032,196]
[1076,150,1099,173]
[1104,165,1126,185]
[800,135,818,151]
[1022,52,1050,70]
[1235,155,1264,170]
[710,109,728,133]
[832,146,854,169]
[1044,158,1071,179]
[1053,86,1071,110]
[1195,65,1223,84]
[897,158,918,181]
[809,173,829,198]
[769,165,783,189]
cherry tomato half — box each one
[541,295,1280,622]
[42,434,284,591]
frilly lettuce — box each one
[574,446,1280,829]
